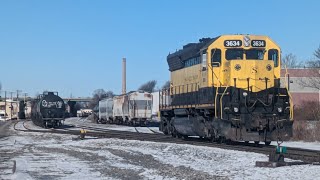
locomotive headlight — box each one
[233,107,239,113]
[243,92,248,97]
[277,107,283,113]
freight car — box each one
[98,91,153,126]
[159,35,293,145]
[31,91,66,128]
[98,98,113,124]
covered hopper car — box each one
[98,91,152,126]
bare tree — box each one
[314,45,320,60]
[74,102,84,111]
[89,89,114,108]
[138,80,157,93]
[281,53,303,68]
[306,45,320,68]
[162,81,170,90]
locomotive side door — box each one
[210,48,222,87]
[200,50,208,89]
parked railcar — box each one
[77,109,93,117]
[159,35,293,145]
[31,91,66,128]
[98,91,152,126]
[113,91,152,126]
[151,92,160,122]
[98,98,113,124]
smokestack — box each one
[122,58,126,94]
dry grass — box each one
[293,100,320,141]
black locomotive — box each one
[31,91,66,128]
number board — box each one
[224,40,242,47]
[251,40,266,47]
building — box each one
[0,100,18,120]
[281,69,320,107]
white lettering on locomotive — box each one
[41,100,64,108]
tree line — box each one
[282,46,320,69]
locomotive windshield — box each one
[226,49,243,60]
[226,48,265,60]
[245,49,265,60]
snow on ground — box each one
[134,127,154,133]
[1,123,320,180]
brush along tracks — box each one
[13,120,320,164]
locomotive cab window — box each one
[202,53,207,70]
[211,49,221,67]
[245,49,265,60]
[226,49,243,60]
[184,56,200,68]
[268,49,279,67]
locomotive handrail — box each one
[220,86,229,119]
[284,67,294,120]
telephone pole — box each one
[10,92,13,120]
[4,91,7,118]
[23,93,28,118]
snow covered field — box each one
[1,123,320,180]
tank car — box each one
[159,35,293,145]
[31,91,66,128]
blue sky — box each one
[0,0,319,97]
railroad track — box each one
[13,120,320,164]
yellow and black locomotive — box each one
[159,35,293,145]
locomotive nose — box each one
[229,60,274,92]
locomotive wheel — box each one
[163,124,169,135]
[171,129,177,138]
[225,139,233,145]
[265,141,271,146]
[217,137,225,144]
[176,133,182,139]
[182,135,189,140]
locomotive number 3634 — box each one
[251,40,266,47]
[224,40,242,47]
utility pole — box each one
[16,90,19,102]
[23,93,28,118]
[4,91,7,118]
[16,90,21,120]
[10,92,13,120]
